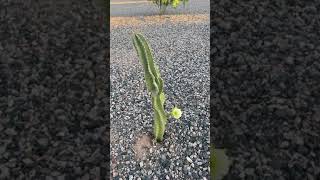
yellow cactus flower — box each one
[171,107,182,119]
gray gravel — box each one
[211,0,320,179]
[111,15,210,179]
[1,0,109,179]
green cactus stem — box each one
[132,33,168,142]
[210,145,231,180]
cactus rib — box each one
[133,34,159,95]
[152,95,167,141]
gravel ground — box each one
[211,0,320,179]
[110,15,210,179]
[1,1,109,179]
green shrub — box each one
[149,0,189,14]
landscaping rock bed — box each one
[211,0,320,179]
[1,1,109,179]
[110,15,210,179]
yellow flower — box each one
[172,0,180,8]
[171,107,182,119]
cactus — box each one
[132,33,180,142]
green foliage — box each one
[149,0,189,14]
[132,33,182,142]
[210,146,231,180]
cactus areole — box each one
[133,33,179,142]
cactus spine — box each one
[132,33,167,142]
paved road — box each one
[110,0,209,16]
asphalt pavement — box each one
[110,0,209,16]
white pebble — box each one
[186,157,193,163]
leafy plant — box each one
[210,145,231,180]
[132,33,182,142]
[149,0,189,14]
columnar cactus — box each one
[132,33,181,142]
